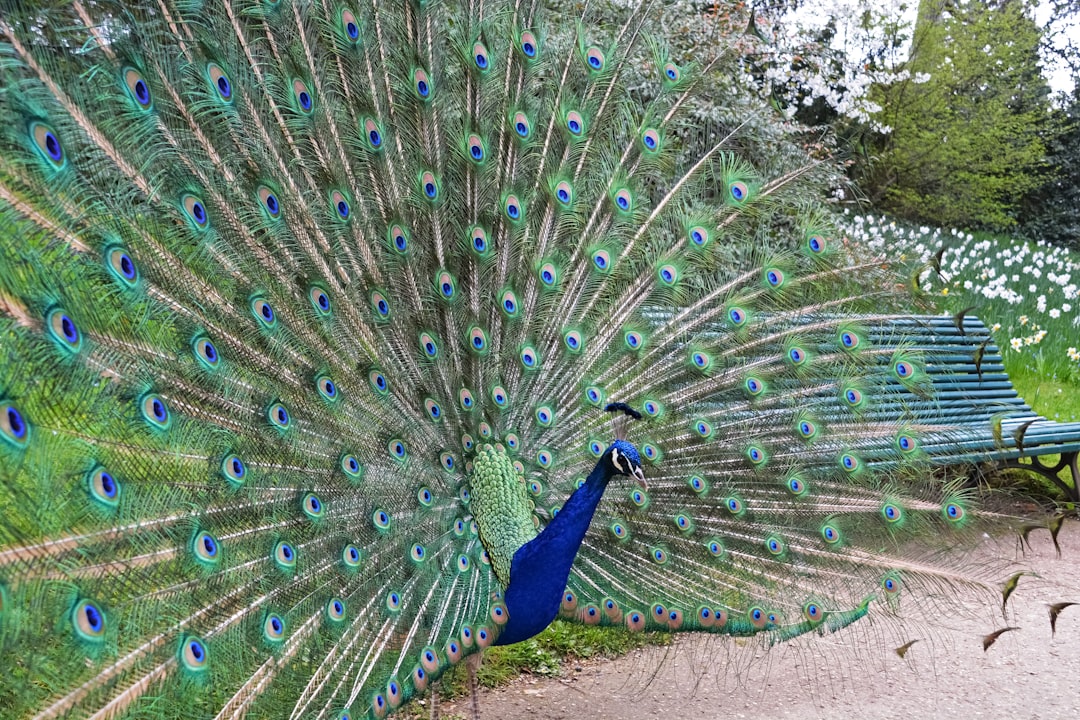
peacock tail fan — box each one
[0,0,1027,718]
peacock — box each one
[0,0,1046,718]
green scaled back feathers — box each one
[0,1,1030,718]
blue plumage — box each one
[499,441,642,645]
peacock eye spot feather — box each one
[341,9,360,41]
[73,599,106,641]
[180,636,209,672]
[473,42,490,71]
[251,298,276,327]
[258,186,281,218]
[105,246,139,285]
[539,263,557,286]
[302,493,324,519]
[504,195,522,220]
[88,467,120,506]
[326,598,346,621]
[47,309,82,351]
[729,180,748,203]
[585,47,605,70]
[193,531,220,564]
[310,287,331,315]
[30,121,65,168]
[124,68,153,109]
[207,63,232,102]
[807,234,826,253]
[364,118,384,149]
[641,128,661,152]
[221,454,246,485]
[317,376,338,400]
[140,394,170,429]
[1,403,28,447]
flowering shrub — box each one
[838,212,1080,383]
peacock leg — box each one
[466,652,483,720]
[429,683,440,720]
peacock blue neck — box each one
[494,455,616,645]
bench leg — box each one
[1000,451,1079,503]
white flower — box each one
[1050,309,1061,319]
[1011,337,1023,351]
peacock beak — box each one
[633,465,647,490]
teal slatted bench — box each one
[645,309,1079,500]
[862,315,1080,501]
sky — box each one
[1034,0,1079,94]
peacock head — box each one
[606,439,646,488]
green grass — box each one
[1011,367,1080,423]
[400,621,670,718]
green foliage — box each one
[1021,86,1080,250]
[863,0,1053,229]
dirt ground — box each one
[456,519,1080,720]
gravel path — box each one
[465,520,1080,720]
